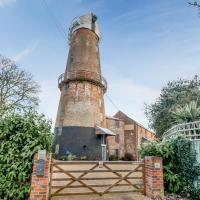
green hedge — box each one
[140,137,200,199]
[0,110,52,200]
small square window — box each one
[115,134,119,143]
[115,120,119,128]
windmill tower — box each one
[54,13,114,160]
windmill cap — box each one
[68,12,100,40]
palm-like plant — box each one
[172,100,200,124]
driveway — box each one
[51,193,150,200]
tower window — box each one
[99,99,102,107]
[100,113,103,122]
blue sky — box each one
[0,0,200,129]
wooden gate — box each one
[49,160,145,198]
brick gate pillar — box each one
[29,153,51,200]
[144,156,164,198]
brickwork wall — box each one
[55,27,106,129]
[114,111,156,161]
[29,154,51,200]
[124,124,156,160]
[55,81,105,128]
[137,126,155,145]
[67,28,101,75]
[124,129,138,160]
[106,117,125,158]
[144,156,164,198]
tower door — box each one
[101,144,107,161]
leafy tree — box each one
[145,75,200,138]
[0,54,40,111]
[140,137,200,199]
[172,100,200,124]
[0,110,52,200]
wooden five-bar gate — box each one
[49,160,145,199]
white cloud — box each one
[105,79,160,129]
[38,80,60,126]
[0,0,16,7]
[13,41,39,62]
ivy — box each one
[0,110,52,200]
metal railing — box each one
[58,70,107,92]
[163,121,200,140]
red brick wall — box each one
[144,156,164,198]
[106,117,125,158]
[114,111,156,161]
[124,129,137,160]
[55,82,106,128]
[137,125,155,145]
[55,28,106,129]
[68,28,101,75]
[29,154,51,200]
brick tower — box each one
[54,13,114,160]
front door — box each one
[101,144,107,161]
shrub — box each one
[60,155,68,161]
[171,137,200,199]
[67,154,77,161]
[0,110,52,200]
[80,156,87,160]
[71,155,77,160]
[60,154,78,161]
[140,136,200,199]
[124,153,134,161]
[109,155,118,161]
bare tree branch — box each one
[0,54,40,111]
